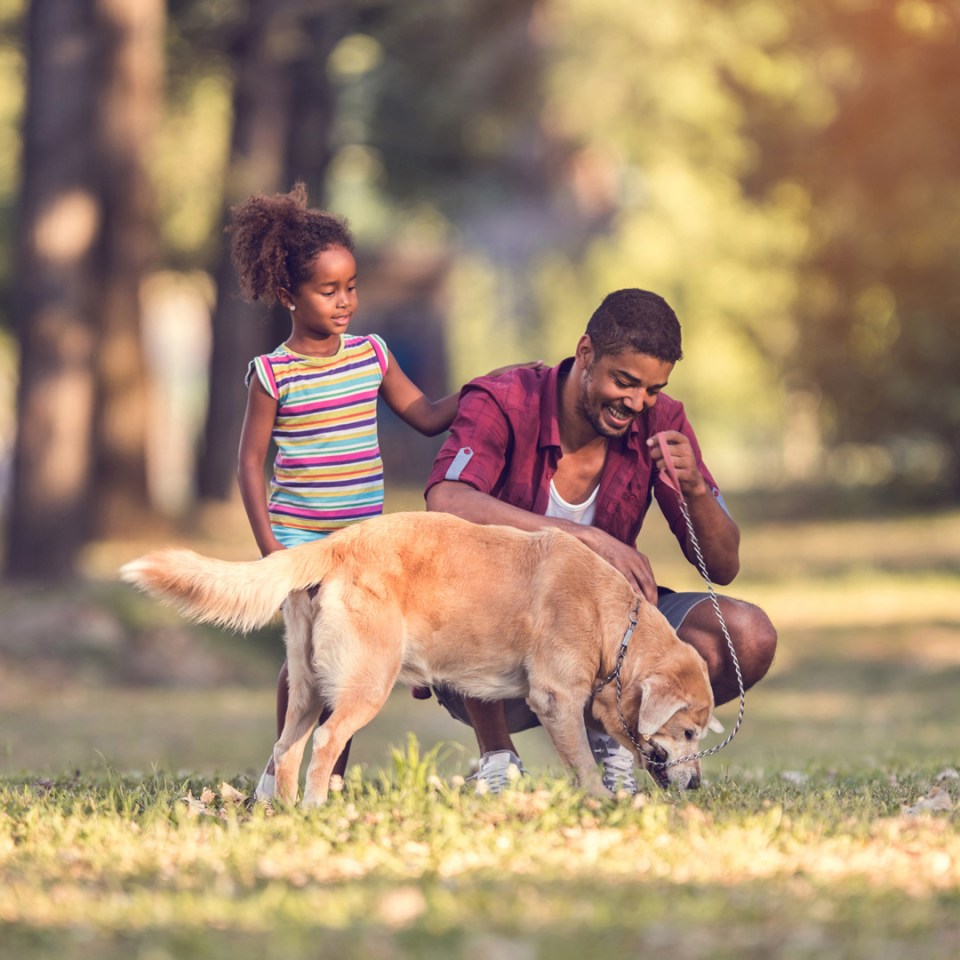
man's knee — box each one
[725,600,777,689]
[681,598,777,691]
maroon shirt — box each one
[424,358,726,549]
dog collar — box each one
[593,602,640,696]
[592,601,671,766]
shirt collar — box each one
[538,358,570,450]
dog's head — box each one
[629,664,723,789]
[593,635,721,790]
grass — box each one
[2,498,960,957]
[1,749,959,959]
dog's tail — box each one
[120,543,332,633]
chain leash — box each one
[605,433,747,770]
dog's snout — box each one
[685,770,701,790]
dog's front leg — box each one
[528,686,608,797]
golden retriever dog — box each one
[122,512,718,806]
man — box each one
[424,288,777,792]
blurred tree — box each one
[513,0,809,486]
[768,0,960,491]
[189,0,960,503]
[92,0,164,533]
[331,0,609,382]
[5,0,101,577]
[196,0,354,500]
[5,0,163,578]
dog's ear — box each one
[707,714,724,734]
[636,680,687,736]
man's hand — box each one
[580,526,659,604]
[647,429,742,585]
[484,359,547,377]
[647,430,708,499]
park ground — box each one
[1,495,959,958]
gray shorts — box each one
[432,589,711,734]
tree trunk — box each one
[197,0,353,500]
[90,0,164,535]
[4,0,102,579]
[195,0,300,501]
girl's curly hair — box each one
[228,182,355,304]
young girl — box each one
[230,183,533,800]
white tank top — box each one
[545,479,599,526]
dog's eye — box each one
[684,729,696,741]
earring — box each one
[289,304,296,312]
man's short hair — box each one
[585,289,683,363]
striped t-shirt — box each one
[246,334,389,545]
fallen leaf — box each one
[935,767,959,782]
[904,786,954,816]
[182,790,206,816]
[219,782,246,804]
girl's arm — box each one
[379,349,544,437]
[378,350,457,436]
[237,379,285,556]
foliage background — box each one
[0,5,959,955]
[1,0,958,576]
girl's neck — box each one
[284,331,342,358]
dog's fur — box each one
[121,512,719,805]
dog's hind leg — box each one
[272,689,325,805]
[300,613,403,809]
[272,591,325,805]
[300,691,390,808]
[528,683,608,798]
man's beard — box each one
[581,395,638,438]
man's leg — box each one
[461,697,518,756]
[426,692,535,792]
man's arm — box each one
[679,485,740,584]
[426,481,659,603]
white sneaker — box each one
[588,729,638,795]
[469,750,526,794]
[254,765,275,803]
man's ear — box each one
[636,680,687,737]
[575,334,595,368]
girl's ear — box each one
[277,288,294,311]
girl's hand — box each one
[485,359,547,377]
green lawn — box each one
[1,504,959,958]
